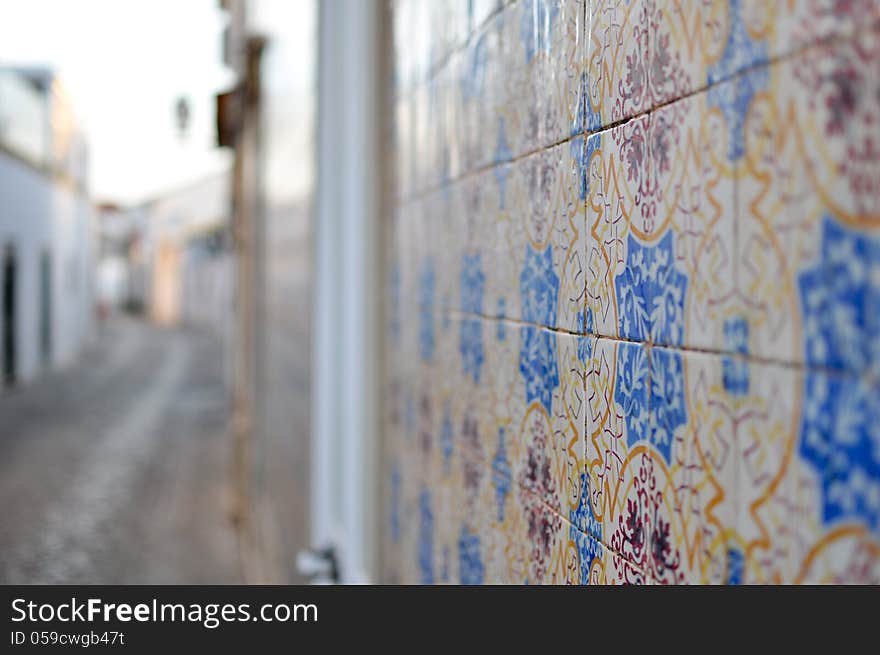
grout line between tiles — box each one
[415,308,877,379]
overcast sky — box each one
[0,0,235,206]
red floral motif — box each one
[621,49,646,119]
[419,391,432,455]
[525,506,562,583]
[794,26,880,215]
[831,540,880,584]
[609,453,685,584]
[612,554,647,585]
[519,409,557,501]
[644,3,691,107]
[461,408,483,509]
[387,377,401,427]
[611,101,684,233]
[824,64,859,136]
[613,0,649,122]
[517,409,561,583]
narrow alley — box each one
[0,318,242,584]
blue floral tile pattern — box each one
[419,259,435,363]
[520,243,559,327]
[614,341,650,452]
[458,524,485,584]
[418,488,434,584]
[460,253,486,383]
[800,372,880,534]
[799,216,880,374]
[615,231,688,346]
[648,347,688,466]
[491,428,511,523]
[385,0,880,584]
[519,244,560,414]
[722,317,749,396]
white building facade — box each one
[0,69,95,389]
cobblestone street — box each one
[0,318,242,584]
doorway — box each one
[3,245,17,387]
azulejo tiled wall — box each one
[382,0,880,584]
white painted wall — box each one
[0,152,95,387]
[51,183,96,368]
[140,172,231,334]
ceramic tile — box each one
[649,0,769,105]
[392,0,419,94]
[431,188,461,320]
[653,83,738,351]
[740,0,880,62]
[601,548,651,585]
[410,80,431,194]
[792,371,880,583]
[422,73,446,189]
[482,444,530,584]
[524,504,569,584]
[445,315,490,464]
[586,113,653,341]
[647,347,736,583]
[391,201,414,308]
[732,362,880,585]
[586,0,650,130]
[563,524,605,585]
[498,327,586,524]
[794,525,880,584]
[393,90,416,199]
[736,33,880,373]
[587,89,737,349]
[649,0,726,103]
[445,419,493,585]
[438,61,461,184]
[457,9,511,174]
[504,0,585,155]
[479,421,578,584]
[543,515,602,585]
[470,0,506,34]
[471,138,585,332]
[585,338,651,568]
[733,361,805,584]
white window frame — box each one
[310,0,386,584]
